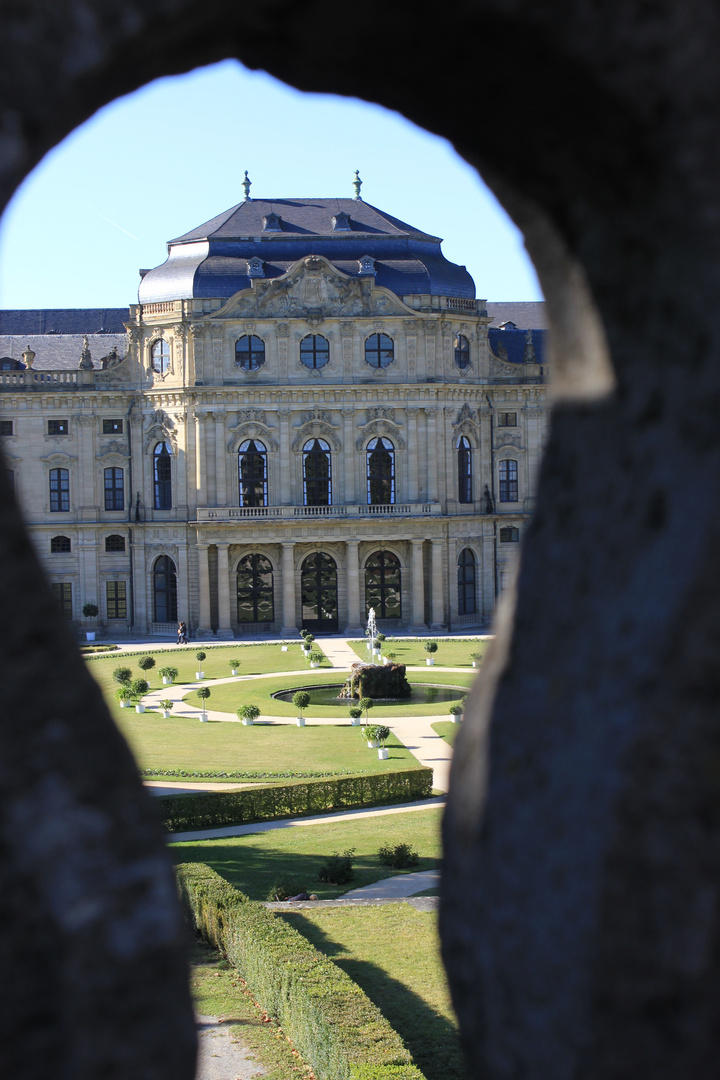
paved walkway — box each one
[342,868,440,899]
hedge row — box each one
[160,766,433,832]
[177,862,426,1080]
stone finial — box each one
[353,169,362,200]
[524,328,537,363]
[242,170,252,200]
[79,335,94,370]
[21,345,35,369]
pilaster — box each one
[431,538,445,629]
[196,542,213,636]
[281,541,296,635]
[411,538,426,632]
[345,539,363,633]
[216,541,233,638]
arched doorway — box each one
[236,553,274,624]
[365,549,402,620]
[153,555,177,623]
[300,552,338,633]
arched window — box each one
[366,437,395,505]
[300,334,330,369]
[153,442,172,509]
[365,550,402,619]
[500,526,520,542]
[364,333,394,368]
[303,439,331,506]
[458,436,472,503]
[235,335,265,370]
[153,555,177,622]
[51,535,71,553]
[301,552,338,632]
[104,467,124,511]
[236,553,274,623]
[151,339,170,375]
[49,468,69,512]
[238,439,268,507]
[454,334,470,369]
[499,459,518,502]
[105,534,126,552]
[458,548,477,615]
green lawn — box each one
[114,715,418,777]
[282,904,464,1080]
[431,721,461,747]
[172,806,442,900]
[349,638,489,668]
[191,669,474,719]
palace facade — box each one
[0,187,548,638]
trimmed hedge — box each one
[177,862,426,1080]
[160,766,432,833]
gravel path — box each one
[196,1015,265,1080]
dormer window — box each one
[246,256,265,278]
[497,320,517,331]
[358,255,376,276]
[332,212,351,231]
[262,212,283,232]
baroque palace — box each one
[0,179,548,638]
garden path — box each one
[341,868,441,899]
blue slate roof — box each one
[139,198,476,304]
[488,327,545,365]
[0,309,129,334]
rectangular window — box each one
[498,459,518,502]
[102,419,123,434]
[0,420,13,436]
[104,467,124,511]
[105,534,126,552]
[49,468,70,512]
[498,412,517,427]
[52,581,73,618]
[48,419,69,435]
[106,581,127,619]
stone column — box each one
[345,539,363,633]
[281,541,296,635]
[196,542,212,637]
[431,538,444,628]
[195,413,207,508]
[216,542,233,638]
[407,408,419,503]
[214,412,227,507]
[411,539,426,631]
[279,411,291,505]
[426,408,438,503]
[343,408,355,504]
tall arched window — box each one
[235,335,265,370]
[151,339,170,375]
[238,439,268,507]
[458,436,472,503]
[153,442,172,509]
[458,548,477,615]
[364,333,394,368]
[454,334,470,369]
[366,437,395,505]
[49,468,69,512]
[236,553,274,623]
[104,467,124,511]
[303,439,331,506]
[153,555,177,622]
[300,334,330,369]
[499,459,518,502]
[365,550,402,619]
[301,552,338,632]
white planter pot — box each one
[296,717,306,726]
[281,645,288,652]
[382,656,389,665]
[243,718,254,726]
[230,668,238,676]
[86,631,95,641]
[162,710,172,718]
[367,739,380,749]
[135,703,145,713]
[451,715,461,724]
[195,671,204,680]
[378,747,389,760]
[120,700,131,708]
[472,661,479,669]
[350,717,361,726]
[310,661,320,668]
[162,676,172,685]
[200,712,208,723]
[426,657,435,666]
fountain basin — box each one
[272,682,466,708]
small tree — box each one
[115,686,132,704]
[138,655,156,672]
[159,699,174,714]
[309,650,323,665]
[293,691,311,719]
[195,650,206,663]
[130,677,149,700]
[372,637,383,652]
[365,724,390,746]
[82,602,99,619]
[228,658,240,671]
[349,707,362,722]
[359,696,373,722]
[384,651,397,663]
[424,641,438,655]
[301,634,314,652]
[449,704,463,720]
[237,703,260,725]
[112,666,132,685]
[376,632,386,643]
[196,686,211,705]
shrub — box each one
[266,876,305,902]
[348,707,362,720]
[384,651,397,662]
[112,666,132,685]
[159,699,174,712]
[359,696,374,720]
[424,641,438,654]
[159,666,178,680]
[228,658,240,669]
[376,633,386,643]
[449,705,463,717]
[115,686,132,702]
[138,655,156,671]
[317,848,355,885]
[309,651,324,664]
[195,650,206,662]
[378,842,419,869]
[129,677,149,698]
[304,633,315,645]
[82,602,99,618]
[177,863,425,1080]
[470,652,482,662]
[293,691,311,717]
[372,637,383,650]
[196,686,211,702]
[237,703,260,723]
[365,724,390,745]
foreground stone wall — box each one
[2,2,720,1079]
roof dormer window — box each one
[358,255,376,276]
[262,212,283,232]
[332,211,351,231]
[247,256,265,278]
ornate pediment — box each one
[40,452,77,466]
[97,440,129,461]
[356,419,405,450]
[227,418,279,452]
[143,408,177,453]
[495,433,524,450]
[489,356,525,378]
[213,255,413,321]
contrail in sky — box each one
[73,199,140,241]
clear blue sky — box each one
[0,60,541,310]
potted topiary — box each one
[160,699,174,719]
[424,641,438,666]
[138,655,155,674]
[365,724,390,752]
[293,690,310,726]
[196,685,211,721]
[309,650,323,668]
[449,704,463,724]
[301,634,314,655]
[159,665,178,685]
[82,601,99,641]
[112,666,132,686]
[115,686,132,708]
[383,650,397,667]
[372,636,383,658]
[228,658,240,676]
[470,651,482,669]
[130,677,149,712]
[237,703,260,726]
[349,706,363,727]
[195,650,206,679]
[359,696,374,723]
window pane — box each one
[300,335,330,369]
[235,335,265,370]
[454,334,470,369]
[106,581,127,619]
[303,439,331,506]
[154,443,172,509]
[367,438,394,505]
[364,333,394,368]
[104,467,124,511]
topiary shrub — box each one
[317,848,355,885]
[359,697,374,721]
[292,691,311,718]
[237,703,260,724]
[365,724,390,746]
[159,666,178,681]
[130,677,149,699]
[195,650,206,662]
[138,655,156,671]
[196,686,211,703]
[112,666,132,685]
[424,641,438,654]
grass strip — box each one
[430,722,460,747]
[178,863,426,1080]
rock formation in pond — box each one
[341,662,412,700]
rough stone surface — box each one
[1,3,720,1080]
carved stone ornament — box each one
[292,421,341,452]
[365,407,396,425]
[300,408,335,427]
[495,436,525,452]
[355,420,406,450]
[97,442,130,461]
[145,544,179,570]
[40,452,77,466]
[227,421,279,452]
[525,405,545,417]
[454,403,476,426]
[78,335,94,370]
[189,323,205,338]
[143,409,177,453]
[172,324,185,341]
[489,356,524,378]
[274,322,290,338]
